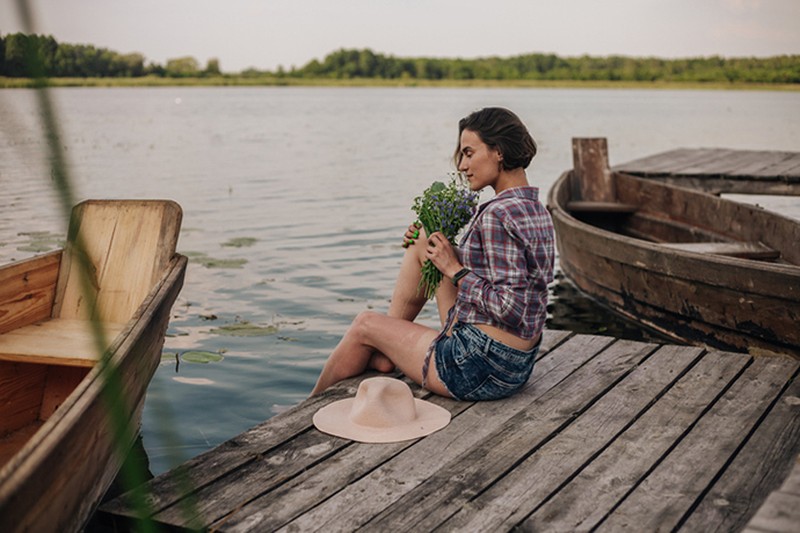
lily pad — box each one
[209,321,279,337]
[181,350,224,364]
[16,230,64,253]
[222,237,258,248]
[185,251,248,269]
[17,242,56,252]
[161,352,179,362]
[203,258,248,268]
[182,251,208,258]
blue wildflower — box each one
[409,174,478,299]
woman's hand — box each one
[425,232,461,279]
[401,221,422,248]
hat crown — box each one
[349,377,417,428]
[313,377,451,443]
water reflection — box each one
[546,271,671,343]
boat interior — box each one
[564,170,797,266]
[0,200,182,470]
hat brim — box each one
[313,397,451,443]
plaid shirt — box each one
[454,186,554,340]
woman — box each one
[311,107,554,400]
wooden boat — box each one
[0,200,188,532]
[548,138,800,358]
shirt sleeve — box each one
[457,204,531,329]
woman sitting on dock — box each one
[311,107,555,400]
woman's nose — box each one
[458,158,468,171]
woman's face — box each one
[457,129,502,191]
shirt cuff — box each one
[457,271,479,300]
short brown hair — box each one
[454,107,537,170]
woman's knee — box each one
[403,227,429,267]
[351,310,381,340]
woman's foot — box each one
[368,352,396,373]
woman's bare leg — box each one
[312,226,460,395]
[368,227,457,372]
[365,237,427,372]
[310,311,451,397]
[387,232,430,320]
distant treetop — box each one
[288,47,800,84]
[0,32,220,78]
[1,33,797,84]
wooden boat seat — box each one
[0,200,182,367]
[660,241,781,260]
[566,201,638,214]
[0,319,126,367]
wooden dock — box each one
[746,458,800,532]
[97,329,800,531]
[614,148,800,195]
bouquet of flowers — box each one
[409,174,478,299]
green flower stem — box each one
[411,177,477,300]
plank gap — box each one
[673,364,800,531]
[591,353,755,530]
[461,340,662,509]
[513,345,708,529]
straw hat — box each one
[313,377,451,443]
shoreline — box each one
[1,75,798,91]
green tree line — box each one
[0,33,220,78]
[289,48,800,84]
[2,32,798,84]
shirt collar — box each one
[478,186,539,212]
[494,186,539,202]
[461,186,540,241]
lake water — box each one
[1,86,799,476]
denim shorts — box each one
[434,322,540,401]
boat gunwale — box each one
[547,170,800,282]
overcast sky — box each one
[2,0,799,72]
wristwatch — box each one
[451,267,471,286]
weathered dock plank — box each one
[217,330,579,532]
[522,349,751,531]
[99,384,361,519]
[98,330,800,532]
[262,332,600,533]
[436,344,706,532]
[744,457,800,533]
[614,148,800,194]
[616,148,721,174]
[728,151,798,177]
[596,357,799,531]
[677,149,758,175]
[681,371,800,532]
[357,339,660,532]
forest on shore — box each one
[1,32,798,85]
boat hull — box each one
[549,170,800,358]
[0,254,187,532]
